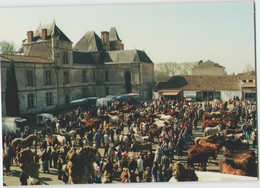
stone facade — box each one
[1,23,155,116]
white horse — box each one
[204,124,222,137]
[159,114,173,122]
[55,135,66,145]
[59,129,77,139]
[132,134,149,142]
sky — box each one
[0,0,256,74]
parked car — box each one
[36,113,53,125]
[2,117,27,133]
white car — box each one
[2,117,27,133]
[36,113,53,125]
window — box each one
[45,71,51,85]
[249,80,253,83]
[242,80,246,83]
[26,71,33,86]
[93,71,96,82]
[27,93,34,108]
[63,52,68,64]
[64,71,69,84]
[46,92,53,106]
[105,87,109,95]
[105,70,109,82]
[82,71,87,82]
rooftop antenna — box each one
[53,18,56,25]
[39,20,41,26]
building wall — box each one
[140,63,155,99]
[221,91,242,101]
[23,41,52,59]
[1,60,153,116]
[192,67,225,75]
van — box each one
[36,113,53,125]
[2,117,27,133]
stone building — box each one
[191,60,226,75]
[1,23,155,116]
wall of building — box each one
[140,63,155,99]
[1,59,153,116]
[221,91,241,101]
[192,67,225,75]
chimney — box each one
[199,60,203,65]
[27,31,33,43]
[42,28,47,41]
[101,31,110,51]
[120,43,124,50]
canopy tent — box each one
[70,97,98,104]
[161,90,181,96]
[123,93,140,97]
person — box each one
[245,123,252,140]
[41,127,47,140]
[120,168,129,183]
[161,154,169,172]
[251,129,257,148]
[116,148,122,169]
[129,170,137,183]
[128,157,137,173]
[137,155,144,183]
[96,151,102,163]
[157,165,163,182]
[19,172,29,185]
[143,167,152,182]
[94,131,102,148]
[102,158,114,175]
[176,134,185,159]
[95,161,102,183]
[48,147,53,168]
[151,161,158,182]
[51,145,59,169]
[41,149,50,173]
[154,147,162,164]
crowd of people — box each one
[2,97,258,185]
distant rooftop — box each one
[192,60,224,69]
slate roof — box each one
[24,23,71,43]
[73,51,96,65]
[156,75,241,91]
[74,31,104,52]
[192,60,224,69]
[0,54,52,63]
[104,50,153,64]
[109,27,121,42]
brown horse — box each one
[10,134,37,149]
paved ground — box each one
[3,114,258,185]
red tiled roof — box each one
[156,75,242,91]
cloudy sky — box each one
[0,0,256,74]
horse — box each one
[59,129,77,139]
[10,134,37,149]
[131,134,149,142]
